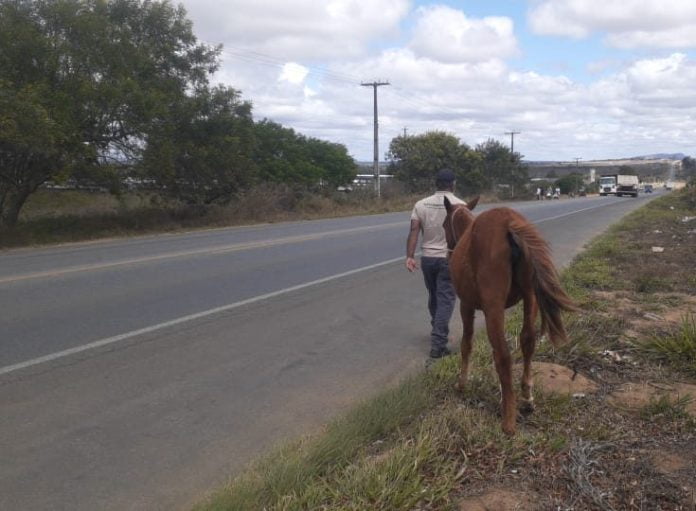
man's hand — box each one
[406,218,420,273]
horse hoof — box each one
[502,424,516,436]
[519,400,535,416]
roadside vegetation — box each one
[0,185,423,248]
[195,187,696,511]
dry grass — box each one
[1,184,422,249]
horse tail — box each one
[508,219,578,346]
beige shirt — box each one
[410,191,466,258]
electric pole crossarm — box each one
[504,131,520,154]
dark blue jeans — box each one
[420,256,456,350]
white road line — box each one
[533,201,619,224]
[0,199,625,377]
[0,221,404,284]
[0,256,404,377]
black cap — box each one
[436,168,456,183]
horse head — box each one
[443,195,479,250]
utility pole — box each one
[573,158,583,196]
[361,80,390,198]
[403,127,408,137]
[504,131,520,154]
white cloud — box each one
[180,1,696,161]
[409,5,518,63]
[528,0,696,48]
[279,63,308,85]
[181,0,410,59]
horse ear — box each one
[443,195,452,212]
[467,195,480,211]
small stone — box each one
[651,246,665,253]
[644,312,664,321]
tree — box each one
[0,0,220,227]
[554,173,584,195]
[474,138,528,194]
[681,156,696,183]
[252,120,356,189]
[253,120,323,187]
[142,85,256,205]
[304,138,357,188]
[618,165,637,175]
[387,131,483,193]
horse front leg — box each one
[455,302,475,392]
[485,306,516,435]
[520,293,538,414]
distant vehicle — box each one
[579,186,587,196]
[352,174,394,188]
[599,174,639,197]
[665,181,674,190]
[643,184,653,193]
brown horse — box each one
[443,196,577,435]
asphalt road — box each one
[0,192,663,510]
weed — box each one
[639,394,692,421]
[633,314,696,375]
[634,273,672,293]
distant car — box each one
[643,184,653,193]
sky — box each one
[178,0,696,162]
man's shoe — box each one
[429,346,452,359]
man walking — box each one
[405,169,466,359]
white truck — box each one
[599,174,639,197]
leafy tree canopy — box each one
[253,120,356,189]
[387,131,483,194]
[554,173,584,194]
[474,138,528,190]
[0,0,219,226]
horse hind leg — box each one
[519,292,538,415]
[455,303,475,392]
[484,305,516,435]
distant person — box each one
[405,169,466,359]
[536,187,542,200]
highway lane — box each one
[0,192,663,510]
[0,194,652,369]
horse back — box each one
[453,207,527,308]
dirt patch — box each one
[608,381,696,414]
[458,488,536,511]
[593,291,695,335]
[529,362,598,395]
[651,450,690,474]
